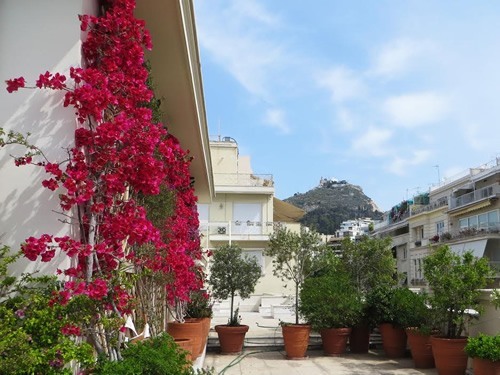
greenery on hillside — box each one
[284,180,383,234]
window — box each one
[436,221,445,235]
[458,209,499,230]
[468,216,478,228]
[233,203,262,235]
[488,210,499,225]
[478,213,488,229]
[459,218,468,229]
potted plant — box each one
[299,263,363,356]
[208,244,261,354]
[265,225,328,359]
[338,236,396,353]
[464,291,500,375]
[465,334,500,375]
[166,298,205,360]
[185,289,213,357]
[366,286,423,358]
[423,245,494,375]
[401,291,437,368]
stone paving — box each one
[202,311,443,375]
[204,348,439,375]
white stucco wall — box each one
[0,1,97,274]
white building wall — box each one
[0,1,97,274]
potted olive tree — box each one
[299,261,363,356]
[265,225,328,359]
[338,236,396,353]
[423,245,494,375]
[208,244,261,354]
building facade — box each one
[198,136,303,313]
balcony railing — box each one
[199,220,277,238]
[411,197,448,215]
[449,183,500,210]
[436,223,500,243]
[213,173,274,188]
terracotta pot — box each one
[185,317,211,356]
[472,357,500,375]
[406,328,435,368]
[379,323,407,358]
[214,324,249,354]
[174,338,194,362]
[282,324,311,360]
[167,320,204,359]
[349,324,371,353]
[430,336,468,375]
[320,327,351,356]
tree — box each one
[423,245,493,338]
[339,236,396,295]
[265,225,328,324]
[208,244,261,326]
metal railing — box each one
[199,221,277,238]
[410,197,448,215]
[213,173,274,188]
[449,183,500,209]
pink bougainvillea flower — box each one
[5,77,26,93]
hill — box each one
[283,178,383,234]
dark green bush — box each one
[0,246,94,374]
[366,285,430,329]
[299,271,363,330]
[465,333,500,361]
[93,333,192,375]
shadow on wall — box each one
[1,62,79,276]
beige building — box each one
[198,136,303,314]
[373,157,500,334]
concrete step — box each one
[207,334,322,350]
[206,332,382,350]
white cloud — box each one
[318,66,366,103]
[383,92,450,127]
[370,38,430,78]
[351,127,392,157]
[461,123,488,151]
[336,107,355,131]
[195,1,286,99]
[263,108,290,134]
[387,150,431,175]
[234,0,281,26]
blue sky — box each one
[193,1,500,212]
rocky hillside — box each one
[284,178,383,234]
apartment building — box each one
[197,136,303,313]
[373,158,500,289]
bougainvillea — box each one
[4,0,202,359]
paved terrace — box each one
[199,311,457,375]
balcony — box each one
[449,183,500,210]
[200,220,276,242]
[213,173,274,194]
[410,197,448,216]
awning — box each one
[449,239,488,258]
[273,198,305,222]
